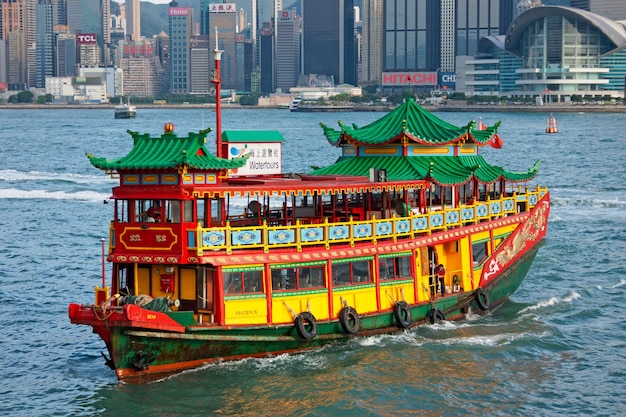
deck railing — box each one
[193,186,548,255]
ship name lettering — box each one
[129,234,141,242]
[146,314,157,319]
[235,310,257,316]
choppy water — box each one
[1,108,625,416]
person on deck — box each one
[436,264,446,297]
[143,201,162,222]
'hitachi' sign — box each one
[381,72,437,86]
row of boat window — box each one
[113,180,510,226]
[223,256,413,295]
[114,184,463,225]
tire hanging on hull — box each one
[339,306,360,334]
[295,312,318,340]
[429,308,445,324]
[394,301,412,329]
[475,288,490,311]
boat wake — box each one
[0,187,109,202]
[0,169,112,185]
[519,290,581,315]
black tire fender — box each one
[475,288,490,311]
[339,306,360,334]
[429,308,445,324]
[394,301,412,329]
[295,312,318,340]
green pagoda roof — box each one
[311,155,539,186]
[87,127,249,172]
[320,97,502,147]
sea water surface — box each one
[0,107,624,416]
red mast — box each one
[211,27,224,158]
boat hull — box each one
[69,239,543,383]
[114,110,136,119]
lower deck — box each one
[109,213,525,327]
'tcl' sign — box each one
[77,34,97,44]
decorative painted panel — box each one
[268,229,295,245]
[231,230,262,246]
[202,230,226,247]
[300,227,324,243]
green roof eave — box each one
[87,128,249,172]
[310,155,539,185]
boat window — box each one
[211,198,223,226]
[271,266,325,291]
[137,200,161,222]
[379,256,411,281]
[116,264,135,295]
[460,182,473,204]
[472,241,489,266]
[224,270,263,294]
[443,186,453,206]
[196,198,206,226]
[132,199,183,223]
[183,201,193,222]
[332,260,372,287]
[115,199,130,223]
[169,200,181,223]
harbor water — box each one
[0,107,624,416]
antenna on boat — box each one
[211,27,224,158]
[101,238,105,288]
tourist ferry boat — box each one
[68,97,549,383]
[70,36,549,384]
[114,97,137,119]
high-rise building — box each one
[120,39,165,97]
[55,32,76,77]
[189,34,210,94]
[1,0,28,88]
[126,0,140,41]
[568,0,626,21]
[168,2,193,93]
[209,3,238,90]
[456,0,514,58]
[235,33,253,91]
[153,31,170,94]
[382,0,441,75]
[440,0,454,71]
[360,0,383,85]
[258,21,273,93]
[275,8,299,91]
[36,0,55,88]
[302,0,356,86]
[65,0,110,65]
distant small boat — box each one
[114,98,137,119]
[546,114,558,133]
[288,98,301,111]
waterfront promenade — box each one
[1,102,624,113]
